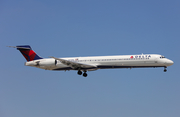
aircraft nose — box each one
[165,59,174,66]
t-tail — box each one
[9,45,43,61]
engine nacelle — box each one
[38,59,57,67]
[25,59,57,69]
[25,61,37,66]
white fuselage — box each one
[25,54,174,71]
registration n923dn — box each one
[9,45,174,77]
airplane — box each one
[9,45,174,77]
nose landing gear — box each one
[164,67,167,72]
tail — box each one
[14,45,43,61]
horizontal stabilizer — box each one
[7,46,31,50]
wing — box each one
[50,57,97,70]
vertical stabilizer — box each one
[16,45,43,61]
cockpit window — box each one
[160,56,166,58]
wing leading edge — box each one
[50,57,97,70]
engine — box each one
[25,59,57,69]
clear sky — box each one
[0,0,180,117]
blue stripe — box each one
[34,54,43,60]
[52,66,166,71]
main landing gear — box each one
[164,67,167,72]
[77,70,88,77]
